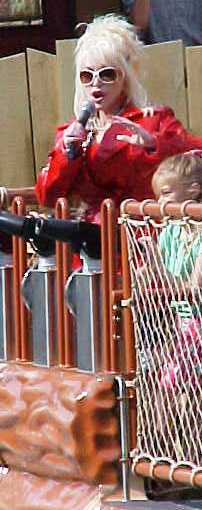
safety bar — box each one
[55,199,74,366]
[0,186,37,208]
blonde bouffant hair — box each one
[74,14,147,118]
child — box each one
[133,152,202,475]
[151,152,202,400]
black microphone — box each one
[77,100,96,127]
[66,100,95,160]
[0,211,101,259]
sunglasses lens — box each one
[99,68,117,82]
[80,70,93,84]
[80,67,118,85]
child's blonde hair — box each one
[74,13,147,117]
[152,152,202,198]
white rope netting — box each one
[123,214,202,467]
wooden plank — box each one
[186,46,202,135]
[56,39,76,124]
[26,49,58,175]
[142,41,188,127]
[0,53,34,187]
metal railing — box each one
[0,188,201,494]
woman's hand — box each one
[63,121,87,155]
[112,115,156,150]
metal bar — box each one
[0,187,37,208]
[134,460,202,488]
[115,376,131,502]
[101,200,111,371]
[120,218,136,451]
[17,199,30,361]
[0,266,14,360]
[122,198,202,220]
[111,289,123,371]
[55,198,74,366]
[63,241,74,366]
[120,221,135,374]
[112,289,123,303]
[107,200,120,372]
[56,237,65,365]
[11,197,30,361]
[68,268,102,372]
[11,199,22,359]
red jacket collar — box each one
[122,101,144,121]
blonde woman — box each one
[36,14,202,222]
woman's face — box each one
[79,55,126,114]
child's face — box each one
[155,176,192,204]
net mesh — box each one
[123,214,202,467]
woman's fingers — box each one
[114,116,156,149]
[116,133,143,144]
[63,135,83,146]
[63,121,87,149]
[117,131,156,149]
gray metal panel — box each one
[74,272,102,372]
[22,268,58,366]
[0,267,14,360]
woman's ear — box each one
[189,181,201,199]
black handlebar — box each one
[0,211,101,259]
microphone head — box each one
[81,100,96,115]
[78,100,96,127]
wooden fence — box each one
[0,40,202,187]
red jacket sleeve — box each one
[35,125,82,207]
[90,107,202,196]
[150,107,202,157]
[128,106,202,166]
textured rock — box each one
[0,362,120,485]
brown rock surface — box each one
[0,470,101,510]
[0,363,120,485]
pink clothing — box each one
[160,315,202,391]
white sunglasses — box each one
[79,66,120,86]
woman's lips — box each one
[91,90,104,101]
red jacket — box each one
[35,103,202,222]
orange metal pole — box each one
[56,238,65,365]
[18,200,30,361]
[55,198,74,366]
[124,199,202,220]
[62,241,74,366]
[12,197,30,360]
[134,460,202,488]
[101,200,111,371]
[106,200,120,372]
[8,187,37,204]
[120,223,135,374]
[0,187,37,208]
[11,221,21,360]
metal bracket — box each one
[121,297,133,308]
